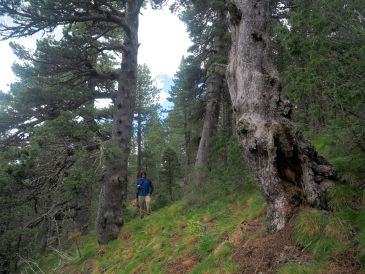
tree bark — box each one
[221,84,233,167]
[96,0,143,245]
[222,84,233,137]
[137,111,142,176]
[195,9,228,173]
[226,0,336,232]
[195,69,223,169]
[74,181,92,235]
[183,111,193,168]
[168,168,173,201]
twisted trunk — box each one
[96,0,142,245]
[226,0,336,232]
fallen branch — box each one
[18,255,46,274]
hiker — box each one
[136,171,154,218]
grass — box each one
[278,217,362,273]
[312,133,365,181]
[270,129,365,273]
[32,183,266,273]
[33,180,365,274]
[354,208,365,265]
[278,262,324,274]
[277,182,365,273]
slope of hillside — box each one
[26,182,364,274]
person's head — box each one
[140,171,146,179]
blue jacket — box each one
[136,178,154,197]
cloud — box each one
[139,7,191,78]
[159,90,169,103]
[0,44,16,92]
[155,73,174,109]
[0,28,61,93]
[94,99,112,109]
[155,77,164,90]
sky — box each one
[0,6,191,107]
[139,6,191,106]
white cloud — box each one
[139,7,191,78]
[155,77,164,89]
[139,7,191,108]
[94,98,112,109]
[159,90,169,103]
[0,43,16,92]
[0,33,48,93]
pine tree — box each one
[135,64,160,176]
[142,110,166,182]
[173,0,231,176]
[160,146,182,201]
[0,111,101,272]
[166,57,204,176]
[0,0,158,244]
[277,0,365,178]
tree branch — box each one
[0,1,130,39]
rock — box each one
[179,223,187,229]
[314,175,324,182]
[202,216,214,223]
[279,253,289,263]
[320,180,335,191]
[229,226,244,245]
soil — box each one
[318,254,363,274]
[232,217,363,274]
[164,252,201,274]
[232,217,313,274]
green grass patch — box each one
[295,209,350,261]
[354,208,365,265]
[278,261,324,274]
[327,184,360,211]
[311,133,365,180]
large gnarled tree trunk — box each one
[96,0,143,245]
[226,0,336,232]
